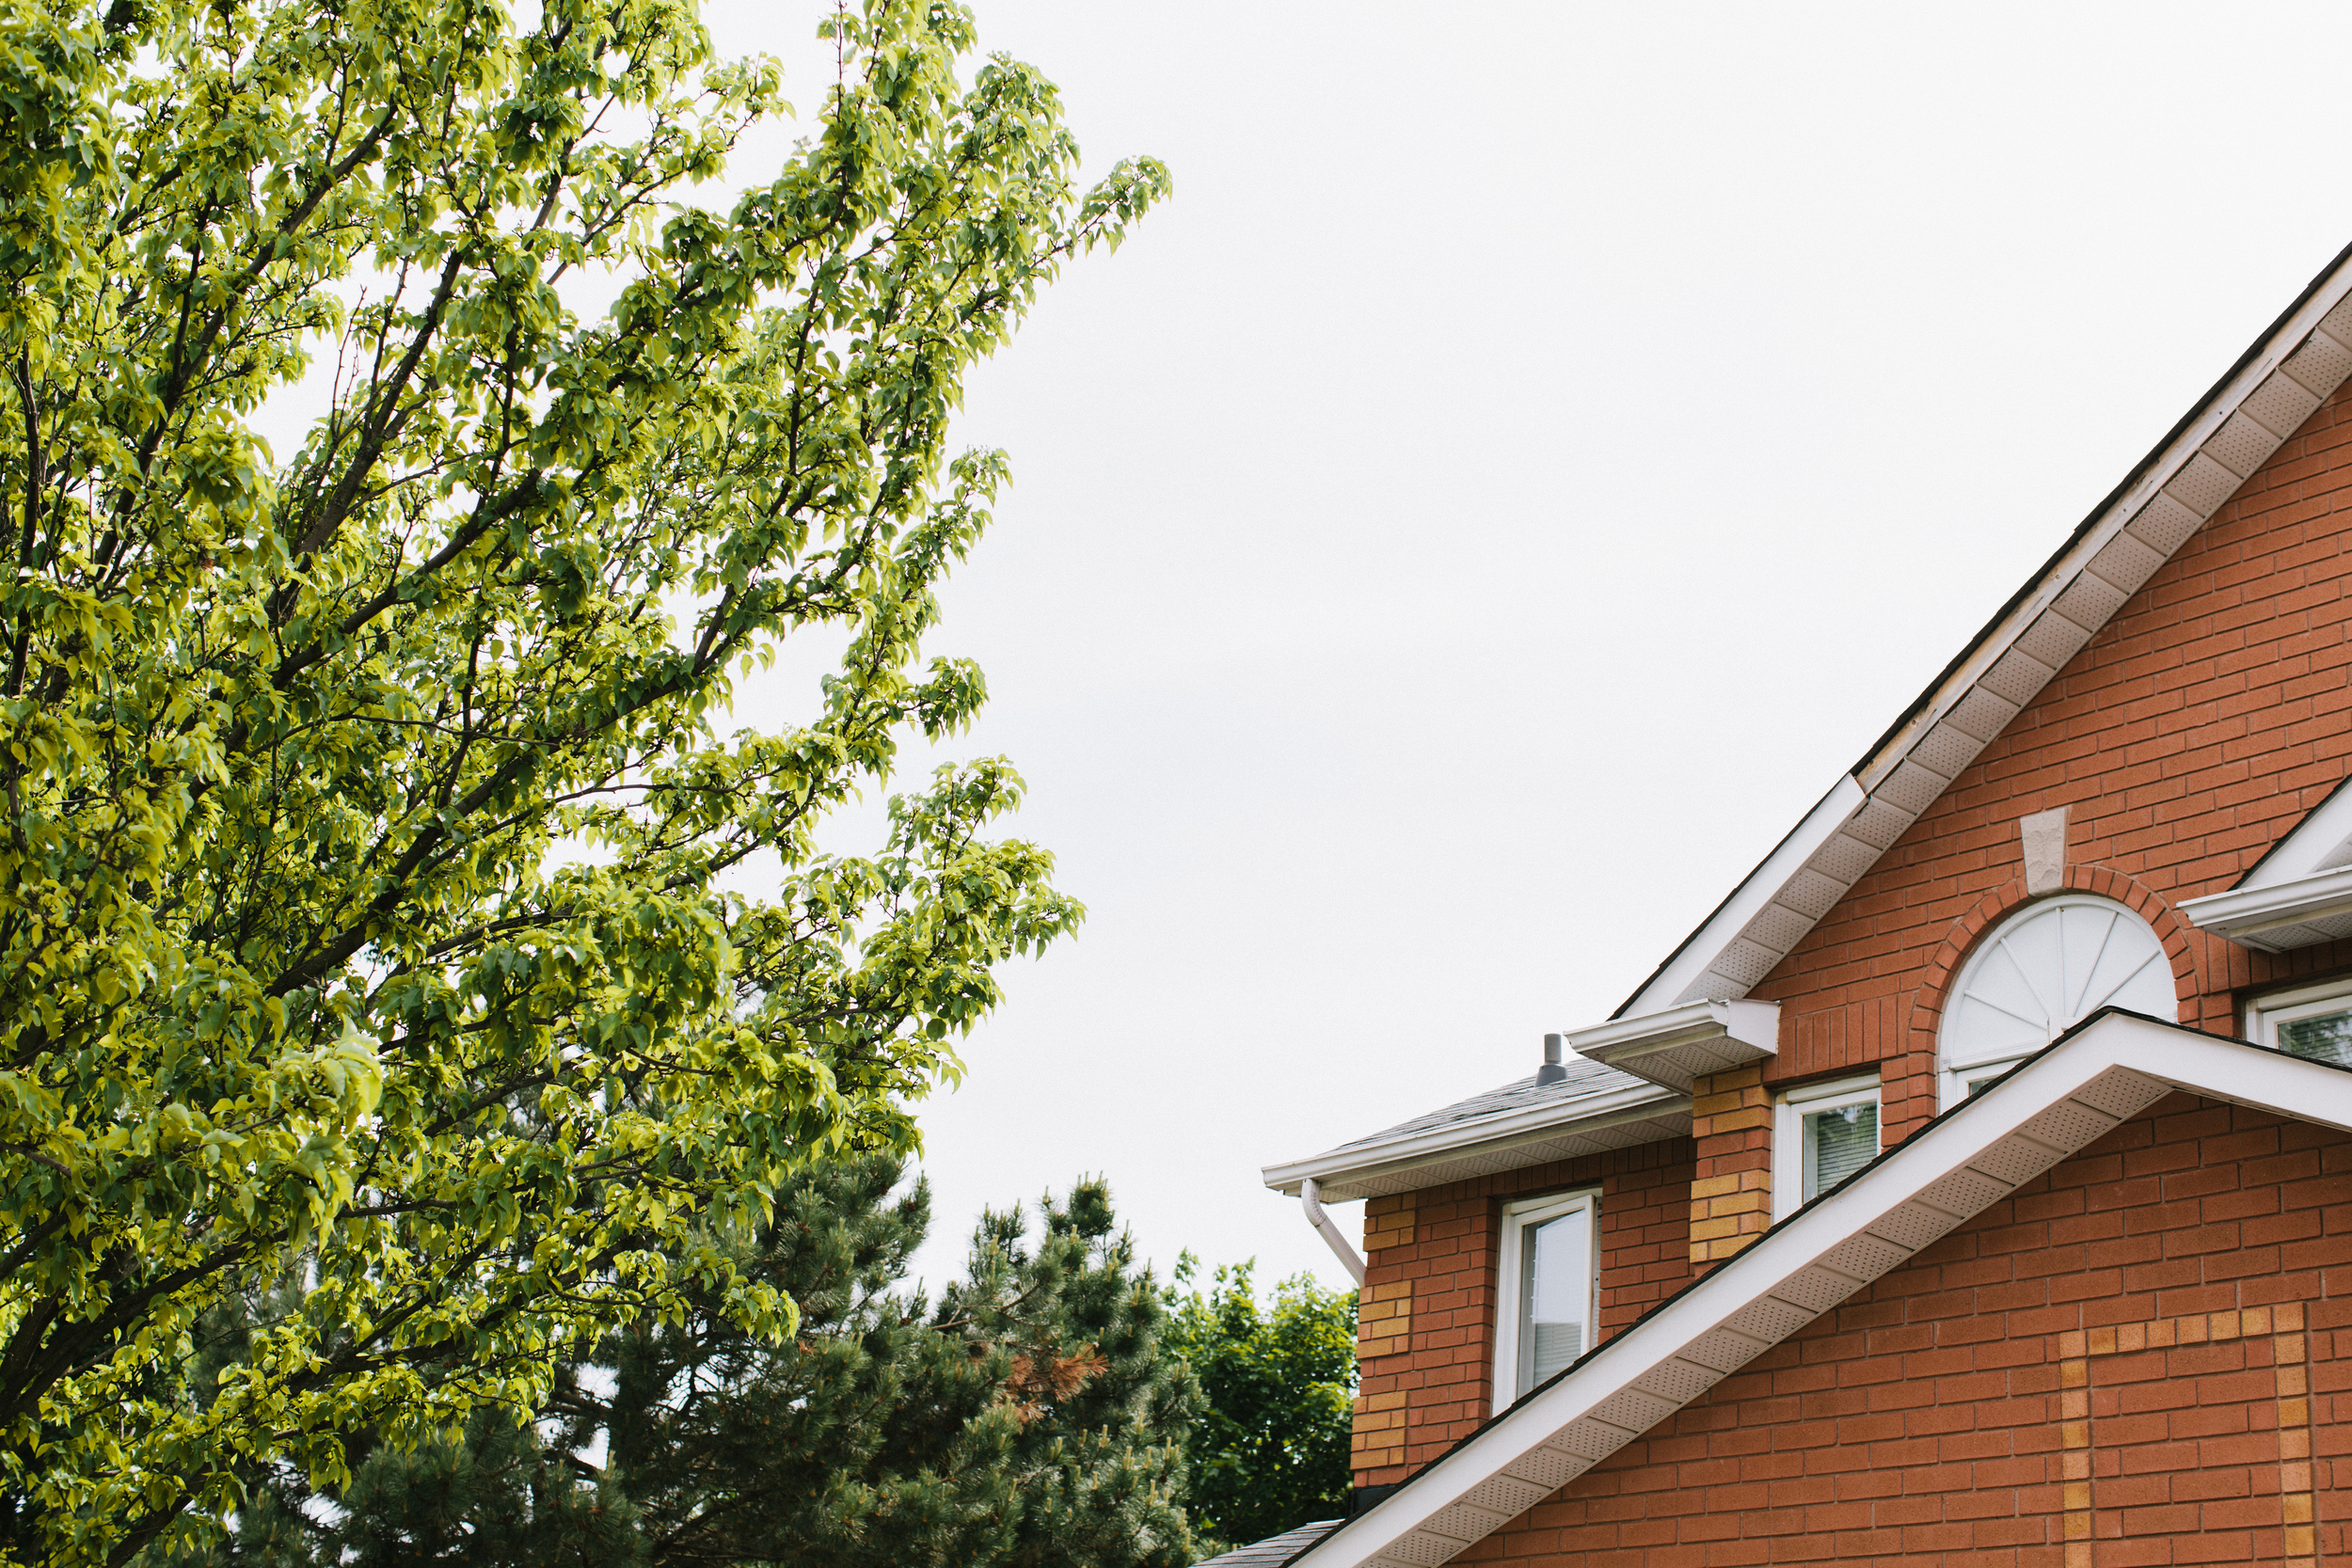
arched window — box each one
[1938,895,2176,1107]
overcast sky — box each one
[599,4,2352,1294]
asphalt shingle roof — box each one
[1317,1053,1648,1157]
[1196,1520,1343,1567]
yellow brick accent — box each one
[1355,1278,1413,1359]
[1362,1202,1417,1251]
[1690,1180,1772,1263]
[2057,1301,2315,1568]
[1691,1066,1772,1267]
[1350,1389,1407,1468]
[1689,1064,1769,1139]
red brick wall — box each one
[1355,348,2352,1483]
[1354,1139,1695,1487]
[1755,374,2352,1133]
[1456,1092,2352,1565]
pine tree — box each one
[162,1164,1200,1568]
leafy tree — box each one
[1164,1259,1356,1552]
[0,0,1166,1559]
[164,1160,1200,1568]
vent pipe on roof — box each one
[1537,1032,1568,1085]
[1299,1178,1366,1287]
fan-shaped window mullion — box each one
[1939,895,2175,1108]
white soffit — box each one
[1620,248,2352,1020]
[1291,1013,2352,1568]
[1569,1000,1779,1095]
[2181,776,2352,951]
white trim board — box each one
[1617,253,2352,1019]
[1569,999,1779,1095]
[1260,1079,1687,1205]
[2181,778,2352,950]
[2181,866,2352,953]
[1290,1011,2352,1568]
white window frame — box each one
[1935,895,2177,1109]
[1491,1187,1598,1409]
[1944,1052,2034,1107]
[2246,977,2352,1053]
[1772,1073,1881,1222]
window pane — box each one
[1801,1101,1879,1202]
[2279,1009,2352,1069]
[1518,1207,1591,1394]
[1963,1056,2027,1099]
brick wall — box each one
[1754,374,2352,1130]
[1455,1092,2352,1565]
[1353,1139,1695,1488]
[1349,336,2352,1489]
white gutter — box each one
[1261,1078,1685,1198]
[2180,865,2352,951]
[1569,999,1780,1094]
[1300,1177,1367,1287]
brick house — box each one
[1218,243,2352,1567]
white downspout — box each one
[1300,1177,1367,1286]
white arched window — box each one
[1938,895,2177,1107]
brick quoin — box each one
[1454,1094,2352,1567]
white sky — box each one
[273,2,2352,1298]
[685,0,2352,1295]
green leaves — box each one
[0,0,1160,1560]
[1164,1259,1359,1551]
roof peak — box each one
[1618,240,2352,1019]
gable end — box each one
[1622,246,2352,1018]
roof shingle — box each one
[1196,1519,1343,1567]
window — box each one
[1938,895,2177,1109]
[2248,979,2352,1068]
[1492,1190,1597,1405]
[1772,1074,1880,1220]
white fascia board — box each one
[1570,1000,1779,1093]
[1852,256,2352,796]
[2236,777,2352,892]
[1613,250,2352,1028]
[2181,865,2352,951]
[1295,1013,2352,1568]
[1259,1080,1685,1198]
[1570,999,1779,1059]
[1621,778,1863,1019]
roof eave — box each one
[1292,1012,2352,1568]
[1261,1081,1687,1200]
[1571,999,1779,1094]
[2181,865,2352,951]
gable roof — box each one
[1289,1011,2352,1568]
[1617,239,2352,1018]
